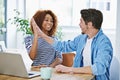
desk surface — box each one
[0,68,94,80]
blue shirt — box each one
[53,29,113,80]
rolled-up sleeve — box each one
[91,37,113,75]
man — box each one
[31,8,113,80]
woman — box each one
[25,10,62,68]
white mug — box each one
[40,67,53,79]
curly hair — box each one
[31,10,58,36]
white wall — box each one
[116,0,120,79]
[6,0,17,48]
[7,0,25,49]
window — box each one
[90,0,111,11]
[0,0,6,41]
[89,0,117,29]
[26,0,116,29]
[0,0,5,33]
[26,0,89,27]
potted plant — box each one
[8,9,32,36]
[0,21,4,34]
[8,9,33,49]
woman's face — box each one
[42,14,53,32]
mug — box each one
[40,67,53,80]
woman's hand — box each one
[30,18,43,38]
[31,17,54,44]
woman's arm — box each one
[29,19,41,60]
[29,35,38,60]
[49,58,63,68]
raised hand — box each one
[31,17,54,44]
[30,18,43,38]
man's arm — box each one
[73,66,93,74]
[55,65,93,74]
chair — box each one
[110,56,119,80]
[62,52,75,67]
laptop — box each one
[0,52,40,78]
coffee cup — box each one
[40,67,53,80]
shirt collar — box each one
[93,29,103,39]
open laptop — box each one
[0,52,40,78]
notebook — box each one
[0,52,40,78]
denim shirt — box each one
[53,29,113,80]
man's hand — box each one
[55,64,73,73]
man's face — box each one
[79,18,89,34]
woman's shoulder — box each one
[24,35,33,41]
[51,36,59,40]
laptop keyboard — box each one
[28,73,35,76]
